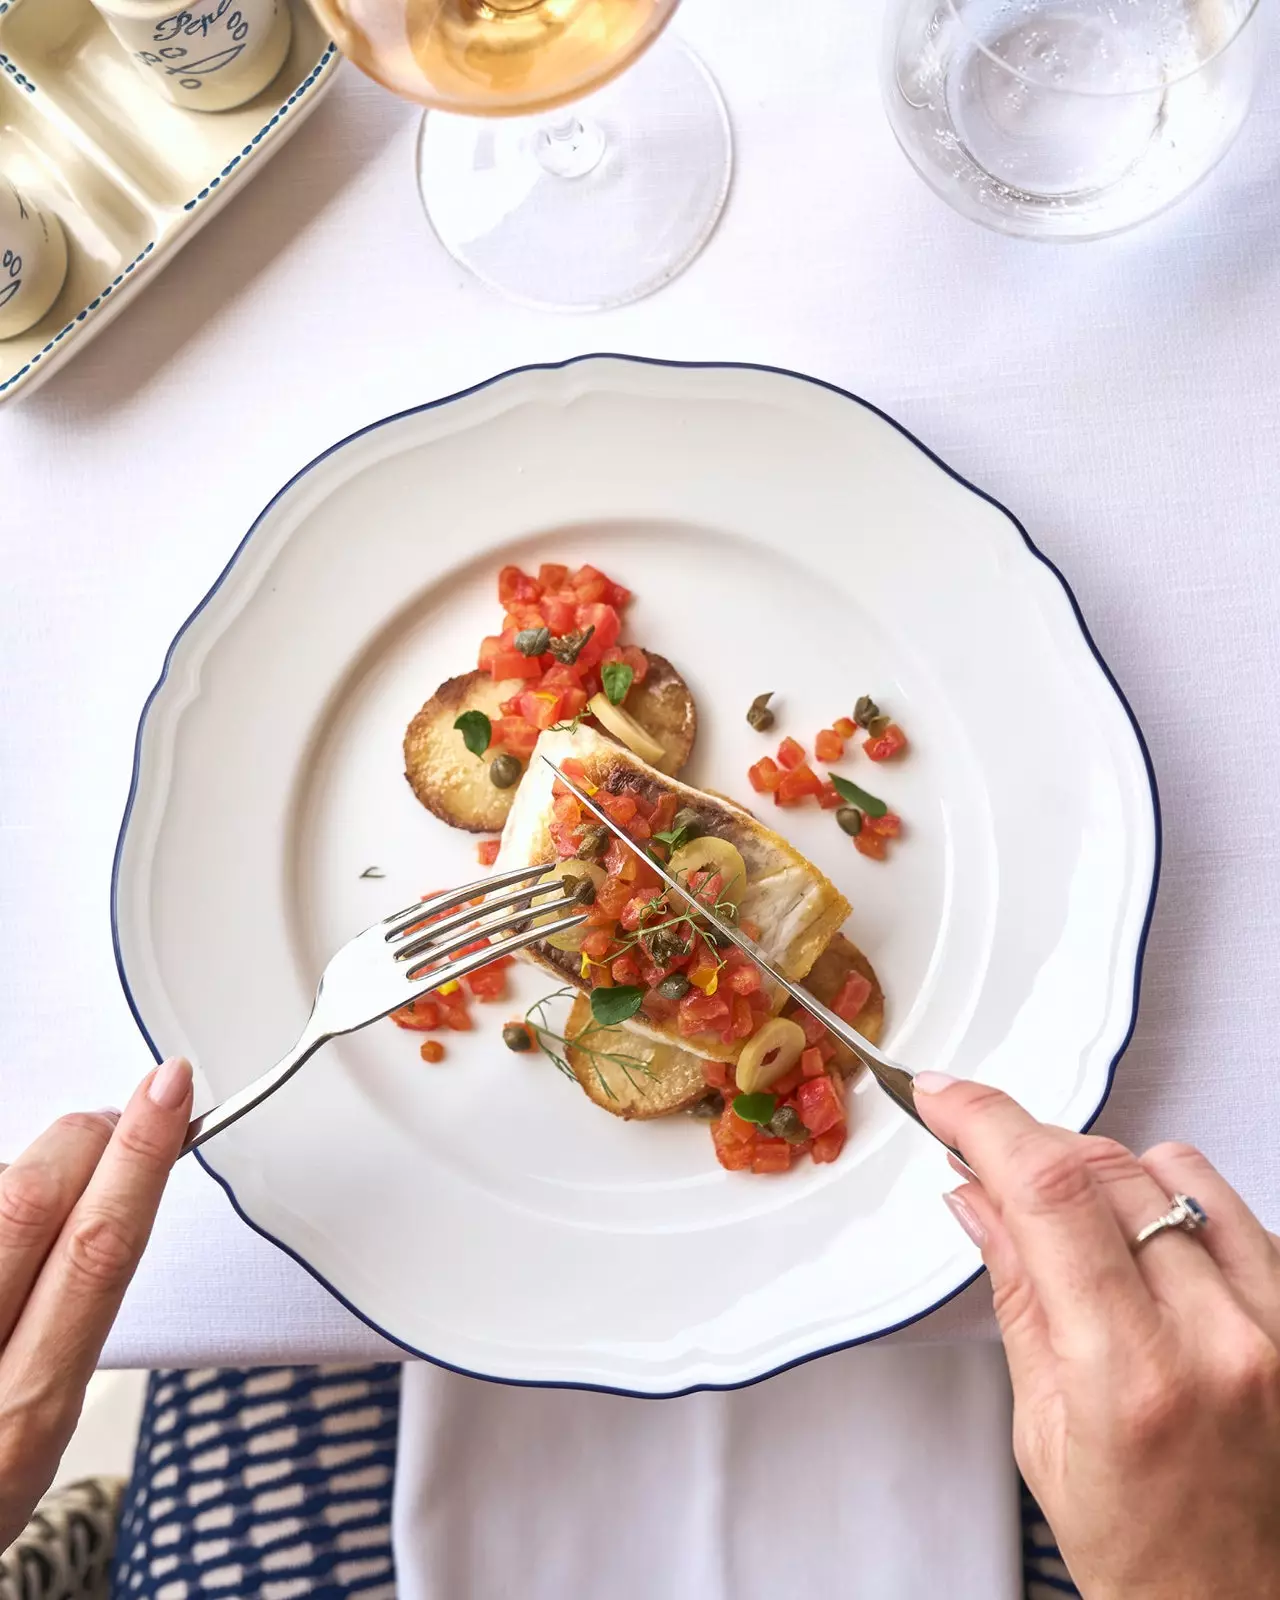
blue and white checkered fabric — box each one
[109,1365,400,1600]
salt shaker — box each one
[92,0,293,112]
[0,181,68,341]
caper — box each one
[867,715,891,738]
[561,871,596,906]
[746,691,775,732]
[670,807,703,842]
[489,753,523,789]
[836,806,863,836]
[514,625,551,657]
[853,695,881,730]
[768,1105,809,1144]
[574,825,609,861]
[689,1092,723,1120]
[503,1022,534,1052]
[657,972,691,1000]
[548,625,594,665]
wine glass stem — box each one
[534,113,606,179]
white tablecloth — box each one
[2,0,1279,1370]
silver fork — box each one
[181,862,586,1154]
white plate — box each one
[112,356,1159,1396]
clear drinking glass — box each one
[881,0,1262,240]
[305,0,731,309]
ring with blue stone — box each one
[1132,1193,1210,1253]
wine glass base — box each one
[417,37,732,311]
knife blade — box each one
[540,754,955,1152]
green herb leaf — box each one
[653,825,691,851]
[601,661,635,706]
[453,710,492,759]
[590,985,645,1026]
[830,774,888,818]
[733,1092,778,1126]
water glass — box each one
[882,0,1262,239]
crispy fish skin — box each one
[496,725,851,1063]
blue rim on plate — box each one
[110,354,1163,1397]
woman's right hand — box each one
[914,1073,1280,1600]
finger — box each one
[945,1180,1054,1396]
[0,1113,118,1347]
[1073,1135,1228,1313]
[914,1074,1158,1355]
[1140,1142,1280,1342]
[0,1061,191,1467]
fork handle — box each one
[181,1019,327,1155]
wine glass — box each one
[307,0,732,309]
[882,0,1261,240]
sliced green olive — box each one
[503,1023,534,1052]
[667,836,748,909]
[836,806,863,836]
[734,1016,806,1094]
[489,753,522,789]
[587,693,665,765]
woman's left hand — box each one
[0,1058,192,1547]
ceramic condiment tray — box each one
[0,0,338,404]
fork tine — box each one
[381,862,554,939]
[390,874,570,962]
[398,892,586,973]
[403,909,587,987]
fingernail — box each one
[913,1072,958,1095]
[944,1189,987,1248]
[92,1108,121,1124]
[148,1058,193,1110]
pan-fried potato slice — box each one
[626,653,697,775]
[563,994,710,1120]
[796,933,885,1077]
[403,651,697,832]
[404,671,524,833]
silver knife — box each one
[542,756,961,1156]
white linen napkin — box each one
[393,1342,1022,1600]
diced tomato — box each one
[640,990,678,1022]
[492,717,539,759]
[560,758,589,784]
[498,565,542,605]
[500,694,524,717]
[864,723,908,762]
[598,643,649,684]
[391,997,440,1031]
[748,757,781,794]
[776,764,824,805]
[712,1117,755,1171]
[814,729,845,763]
[478,635,504,671]
[833,970,873,1023]
[800,1046,825,1079]
[603,838,638,879]
[439,995,474,1032]
[777,737,806,770]
[854,830,887,860]
[729,996,757,1041]
[701,1059,733,1090]
[581,928,615,962]
[542,596,577,635]
[727,964,762,997]
[553,791,581,830]
[517,688,566,730]
[504,602,547,632]
[476,839,501,867]
[771,1067,803,1099]
[611,952,641,986]
[796,1075,845,1136]
[419,1039,446,1063]
[464,963,508,1000]
[540,662,585,693]
[619,894,652,932]
[862,811,902,838]
[537,562,569,591]
[751,1140,793,1175]
[796,1009,827,1047]
[573,603,622,666]
[812,1126,848,1164]
[833,717,857,739]
[599,791,638,827]
[687,952,721,994]
[649,792,678,834]
[570,564,610,603]
[816,1035,839,1065]
[817,781,843,810]
[487,649,543,682]
[606,580,632,609]
[550,822,582,858]
[593,876,635,920]
[678,990,731,1036]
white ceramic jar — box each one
[0,181,68,341]
[92,0,293,111]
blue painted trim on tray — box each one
[110,354,1163,1399]
[0,41,338,397]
